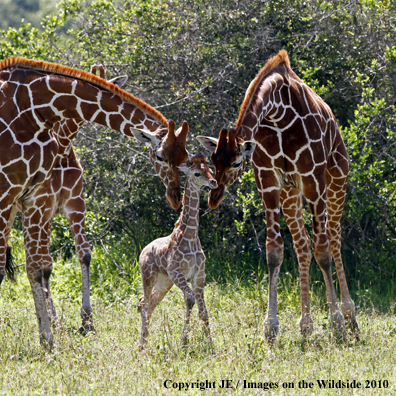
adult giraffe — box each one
[0,57,189,345]
[198,50,359,341]
[5,65,128,334]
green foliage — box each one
[0,0,58,31]
[50,245,141,305]
[340,67,396,288]
[0,0,395,298]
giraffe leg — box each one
[22,205,54,346]
[168,267,195,345]
[0,209,12,285]
[138,272,156,348]
[258,187,283,342]
[0,244,4,285]
[326,163,359,336]
[303,171,344,333]
[192,257,211,341]
[281,187,313,335]
[139,252,158,348]
[63,195,93,334]
[1,205,20,284]
[144,274,173,348]
[139,263,173,348]
[40,213,61,329]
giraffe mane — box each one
[235,49,290,131]
[0,57,168,127]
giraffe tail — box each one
[5,245,17,282]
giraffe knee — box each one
[34,269,43,285]
[186,293,195,310]
[43,267,52,281]
[267,249,283,270]
[199,310,208,322]
[82,252,91,268]
[137,296,145,313]
[316,252,332,272]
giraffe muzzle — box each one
[209,180,218,189]
[208,185,225,209]
[166,187,181,210]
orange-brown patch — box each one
[191,154,208,165]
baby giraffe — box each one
[139,154,217,348]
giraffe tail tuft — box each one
[5,245,17,283]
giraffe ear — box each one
[241,140,256,156]
[178,166,191,175]
[196,136,218,153]
[108,75,128,88]
[130,128,161,145]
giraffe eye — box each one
[232,161,242,168]
[156,154,164,162]
[194,172,201,177]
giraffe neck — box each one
[238,65,334,142]
[238,80,282,141]
[52,119,84,161]
[172,179,200,242]
[237,64,296,141]
[0,67,165,139]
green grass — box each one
[0,250,395,395]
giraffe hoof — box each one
[264,317,279,343]
[80,310,95,335]
[330,310,345,332]
[266,334,277,344]
[49,318,61,331]
[138,337,148,350]
[40,332,54,349]
[79,322,95,335]
[341,302,359,339]
[299,314,314,336]
[346,318,360,340]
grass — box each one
[0,250,396,395]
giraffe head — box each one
[131,120,189,209]
[197,128,256,209]
[179,154,218,190]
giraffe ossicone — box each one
[199,49,359,341]
[138,154,217,348]
[0,57,189,345]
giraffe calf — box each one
[138,155,217,348]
